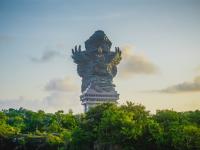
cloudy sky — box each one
[0,0,200,113]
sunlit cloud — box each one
[32,76,81,113]
[157,75,200,93]
[43,92,82,113]
[45,76,78,92]
[196,65,200,72]
[118,45,158,78]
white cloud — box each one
[0,97,44,111]
[118,45,158,78]
[0,93,83,114]
[30,50,63,63]
[43,92,82,113]
[0,75,82,113]
[45,76,78,92]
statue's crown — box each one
[85,30,112,52]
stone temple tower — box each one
[71,30,122,112]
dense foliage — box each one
[0,102,199,150]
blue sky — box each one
[0,0,200,113]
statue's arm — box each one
[71,45,89,64]
[110,47,122,66]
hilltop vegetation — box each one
[0,102,200,150]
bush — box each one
[0,102,199,150]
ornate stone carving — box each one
[72,30,122,94]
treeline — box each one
[0,102,200,150]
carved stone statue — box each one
[71,30,122,112]
[72,30,121,92]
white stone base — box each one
[80,82,119,112]
[80,86,119,112]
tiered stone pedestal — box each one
[80,86,119,112]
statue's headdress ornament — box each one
[85,30,112,52]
